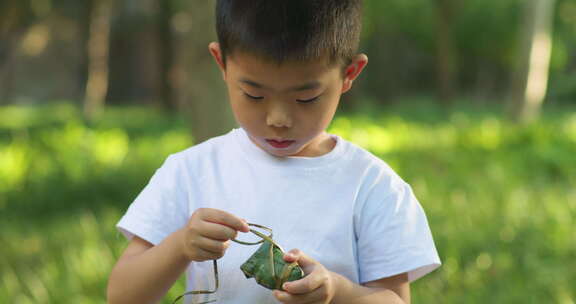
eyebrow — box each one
[238,78,321,92]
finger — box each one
[283,251,298,263]
[282,270,325,295]
[198,208,250,232]
[198,221,238,241]
[195,246,227,261]
[281,251,326,295]
[283,249,318,271]
[273,287,326,304]
[194,237,230,255]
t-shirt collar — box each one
[233,128,346,169]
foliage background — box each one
[1,0,575,303]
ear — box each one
[208,42,226,80]
[341,54,368,94]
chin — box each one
[265,146,301,157]
[271,150,299,157]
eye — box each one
[244,92,264,100]
[296,96,320,104]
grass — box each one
[0,102,575,303]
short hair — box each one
[215,0,363,67]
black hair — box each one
[215,0,362,66]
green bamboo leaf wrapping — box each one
[240,240,304,290]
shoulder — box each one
[336,136,406,189]
[162,129,238,171]
[334,136,412,215]
[173,129,234,158]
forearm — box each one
[331,272,405,304]
[107,229,190,304]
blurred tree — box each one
[360,0,436,104]
[432,0,459,107]
[1,0,574,110]
[509,0,557,123]
[76,1,92,103]
[453,0,522,102]
[157,0,178,110]
[548,0,576,103]
[0,1,34,104]
[161,0,236,143]
[84,0,115,120]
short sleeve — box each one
[116,155,190,246]
[356,180,441,283]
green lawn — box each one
[1,103,574,303]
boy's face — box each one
[209,42,367,157]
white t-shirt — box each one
[117,128,441,304]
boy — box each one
[107,1,441,303]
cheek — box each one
[228,91,248,115]
[297,105,336,138]
[229,99,261,128]
[313,95,339,125]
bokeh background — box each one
[1,0,575,303]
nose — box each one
[266,102,292,128]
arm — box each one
[107,208,250,304]
[107,231,190,304]
[333,272,410,304]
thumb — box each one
[284,249,317,272]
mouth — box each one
[265,139,295,149]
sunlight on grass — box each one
[0,208,127,303]
[0,106,38,129]
[0,140,29,192]
[0,103,78,129]
[472,117,502,150]
[565,112,576,142]
[330,114,507,154]
[93,128,129,168]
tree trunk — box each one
[0,37,16,105]
[157,0,178,111]
[76,1,92,104]
[0,3,32,105]
[84,0,114,120]
[509,0,556,123]
[432,0,458,107]
[187,78,236,144]
[182,2,236,144]
[186,49,236,144]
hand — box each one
[273,249,337,304]
[180,208,249,262]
